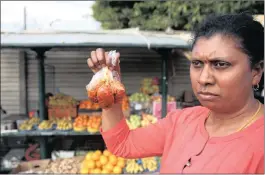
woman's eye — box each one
[191,60,203,68]
[213,61,231,68]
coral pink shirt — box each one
[101,106,264,174]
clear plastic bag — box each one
[86,50,126,109]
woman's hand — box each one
[87,48,121,76]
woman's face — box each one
[190,34,262,113]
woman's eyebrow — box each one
[190,57,202,61]
[190,57,230,62]
[208,57,231,62]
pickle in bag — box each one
[86,51,126,109]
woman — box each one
[87,13,264,173]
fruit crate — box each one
[48,105,77,119]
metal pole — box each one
[155,49,169,118]
[161,51,168,118]
[31,48,51,159]
[37,52,46,121]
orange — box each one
[101,169,111,174]
[85,152,93,160]
[81,160,89,169]
[93,168,101,174]
[94,150,102,156]
[96,160,102,168]
[86,159,96,169]
[80,167,89,174]
[104,163,114,172]
[92,123,98,128]
[116,159,126,168]
[103,150,111,157]
[99,155,108,166]
[117,157,125,161]
[92,152,100,161]
[113,166,122,174]
[109,155,118,166]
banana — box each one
[141,157,158,172]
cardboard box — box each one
[11,159,50,174]
[48,105,77,119]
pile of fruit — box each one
[44,156,84,174]
[140,78,159,95]
[125,157,159,173]
[126,114,158,130]
[38,120,56,130]
[87,116,102,133]
[126,115,141,130]
[141,114,158,127]
[152,95,175,102]
[18,117,40,131]
[56,118,73,131]
[49,93,78,107]
[73,115,89,132]
[129,93,151,103]
[80,150,126,174]
[79,100,100,110]
[73,115,102,133]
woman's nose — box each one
[197,65,215,86]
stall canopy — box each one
[1,29,191,49]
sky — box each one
[1,1,101,32]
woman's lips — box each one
[197,92,219,101]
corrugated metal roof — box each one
[0,29,191,49]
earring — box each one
[253,84,260,91]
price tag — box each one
[135,104,142,110]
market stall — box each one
[1,30,190,173]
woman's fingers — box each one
[115,52,121,66]
[87,58,97,73]
[87,48,121,75]
[91,51,99,67]
[105,52,111,67]
[96,48,106,67]
[113,52,121,74]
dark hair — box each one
[191,13,264,68]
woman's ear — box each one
[252,60,264,85]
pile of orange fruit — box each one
[73,115,89,132]
[79,100,100,110]
[80,150,126,174]
[87,116,101,133]
[73,115,102,133]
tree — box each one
[92,0,264,31]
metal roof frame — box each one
[0,30,191,49]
